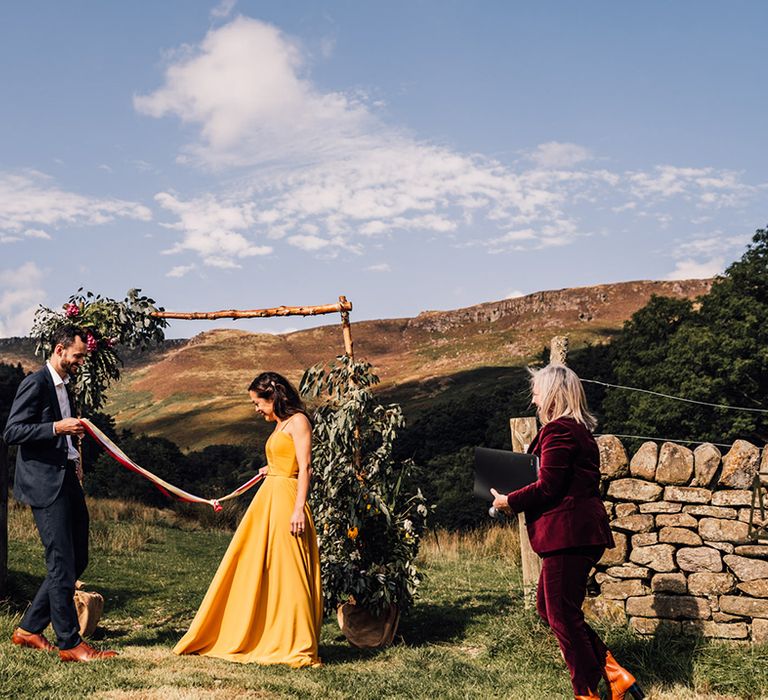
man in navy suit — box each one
[4,323,116,662]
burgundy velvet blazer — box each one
[506,416,614,556]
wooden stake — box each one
[510,416,542,609]
[550,335,569,365]
[339,295,354,360]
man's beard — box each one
[61,358,80,377]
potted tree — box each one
[300,355,429,648]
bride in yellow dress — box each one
[174,372,323,667]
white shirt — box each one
[47,361,80,463]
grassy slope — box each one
[2,500,767,700]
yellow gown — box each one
[174,428,323,667]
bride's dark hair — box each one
[248,372,307,420]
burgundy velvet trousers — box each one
[536,545,607,695]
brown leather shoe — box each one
[59,640,118,662]
[11,627,55,652]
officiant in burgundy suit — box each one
[4,323,117,662]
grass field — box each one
[2,499,768,700]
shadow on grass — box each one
[399,590,513,646]
[605,628,698,691]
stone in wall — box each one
[611,514,654,533]
[626,594,711,619]
[614,503,638,518]
[656,442,694,485]
[605,565,651,579]
[664,486,712,504]
[632,533,658,547]
[597,435,629,478]
[719,440,760,489]
[719,596,768,618]
[693,443,721,487]
[706,541,736,554]
[601,579,650,600]
[723,555,768,582]
[698,517,749,543]
[735,545,768,558]
[630,617,681,635]
[711,490,754,507]
[599,532,628,566]
[651,573,687,594]
[583,597,627,625]
[683,504,738,519]
[608,479,663,502]
[629,441,658,481]
[656,513,698,528]
[687,572,736,596]
[752,618,768,644]
[681,620,749,639]
[639,501,682,514]
[630,544,676,572]
[676,547,723,573]
[736,580,768,598]
[659,527,702,546]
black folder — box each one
[473,447,539,502]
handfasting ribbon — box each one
[79,418,264,511]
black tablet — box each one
[473,447,539,502]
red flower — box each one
[65,303,80,318]
[86,333,98,352]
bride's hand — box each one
[258,465,269,477]
[291,509,306,537]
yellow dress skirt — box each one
[174,430,323,667]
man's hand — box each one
[490,488,512,514]
[54,418,85,436]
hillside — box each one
[0,279,711,449]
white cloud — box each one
[528,142,592,169]
[155,192,272,267]
[135,17,767,268]
[210,0,237,19]
[505,290,525,299]
[628,165,755,208]
[166,264,196,278]
[665,258,724,280]
[0,170,151,236]
[24,228,52,240]
[366,263,391,272]
[0,261,45,336]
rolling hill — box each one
[0,278,711,450]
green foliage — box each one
[300,355,430,616]
[598,225,768,445]
[31,288,168,413]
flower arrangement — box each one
[300,355,430,618]
[31,288,168,413]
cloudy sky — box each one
[1,1,766,338]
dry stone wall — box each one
[589,435,768,643]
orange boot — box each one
[604,650,644,699]
[575,690,601,700]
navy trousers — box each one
[537,545,607,695]
[20,467,89,650]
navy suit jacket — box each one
[3,366,71,508]
[506,416,614,556]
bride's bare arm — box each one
[289,414,312,536]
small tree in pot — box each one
[300,355,429,648]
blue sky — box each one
[1,1,766,339]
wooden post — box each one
[550,335,568,365]
[0,438,8,597]
[510,417,541,608]
[339,295,354,360]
